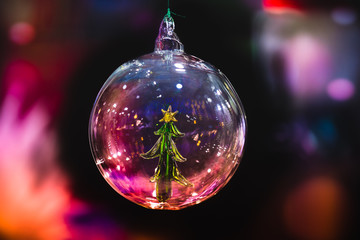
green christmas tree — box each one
[140,105,192,202]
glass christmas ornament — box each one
[89,10,247,210]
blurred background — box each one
[0,0,359,239]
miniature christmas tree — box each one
[140,105,192,202]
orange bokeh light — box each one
[284,176,346,240]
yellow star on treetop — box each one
[159,105,178,123]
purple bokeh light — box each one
[327,78,355,101]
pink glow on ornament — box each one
[327,78,355,101]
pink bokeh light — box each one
[3,60,41,98]
[327,78,355,101]
[0,95,71,239]
[9,22,36,45]
[283,34,333,101]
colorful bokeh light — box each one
[8,22,35,45]
[327,78,355,101]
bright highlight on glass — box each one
[89,10,246,210]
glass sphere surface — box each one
[89,12,246,210]
[89,51,246,210]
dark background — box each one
[1,0,359,239]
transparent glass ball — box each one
[89,12,246,210]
